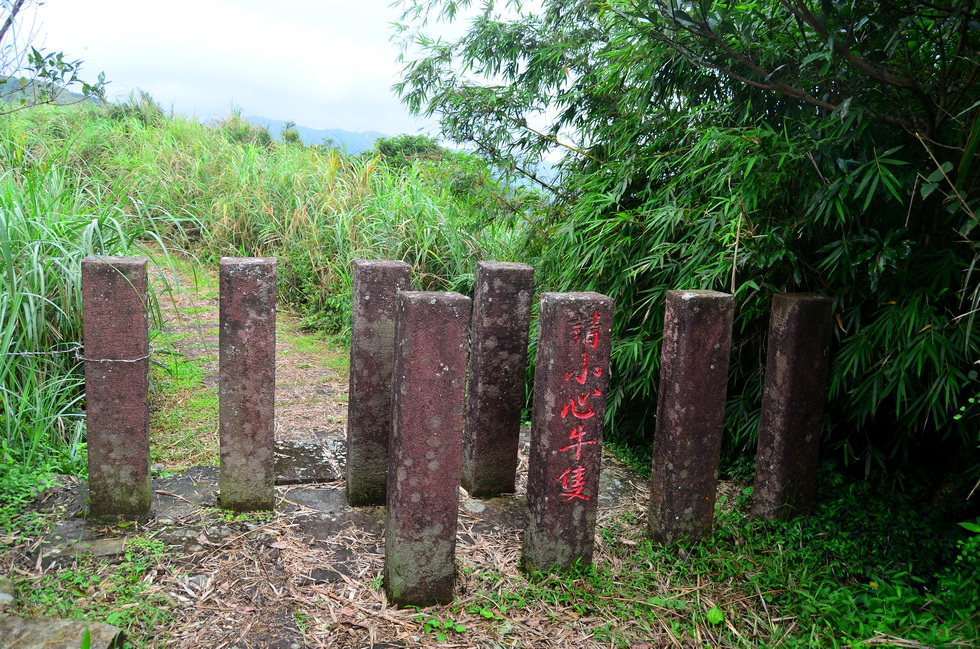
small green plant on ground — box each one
[207,507,277,524]
[14,538,175,649]
[415,613,467,642]
[293,611,310,633]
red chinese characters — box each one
[559,425,596,460]
[556,311,604,502]
[557,465,589,501]
[523,292,613,573]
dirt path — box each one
[151,261,350,482]
[5,260,650,649]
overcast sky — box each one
[32,0,453,135]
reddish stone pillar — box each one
[384,291,471,607]
[462,261,534,497]
[82,256,151,517]
[219,258,277,512]
[521,293,614,573]
[752,293,833,519]
[649,290,734,545]
[346,259,411,506]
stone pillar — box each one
[219,258,277,512]
[752,293,833,519]
[82,256,151,517]
[649,290,734,545]
[522,293,614,573]
[346,259,411,506]
[462,261,534,497]
[384,291,470,607]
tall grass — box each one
[6,100,536,335]
[0,112,189,503]
[0,100,536,496]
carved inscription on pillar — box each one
[522,292,613,573]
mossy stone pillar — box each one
[649,290,734,545]
[384,291,471,607]
[219,257,277,512]
[346,259,411,506]
[752,293,833,520]
[82,256,151,517]
[522,292,614,573]
[462,261,534,497]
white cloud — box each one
[33,0,438,134]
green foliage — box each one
[371,133,443,167]
[279,120,303,146]
[0,105,190,511]
[415,613,467,642]
[15,538,174,647]
[0,449,58,530]
[102,91,167,127]
[705,606,724,625]
[397,0,980,484]
[215,109,273,147]
[935,519,980,620]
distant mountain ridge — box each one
[245,116,388,154]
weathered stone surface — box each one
[752,293,833,520]
[346,260,411,506]
[462,261,534,497]
[275,439,341,485]
[0,616,125,649]
[82,256,151,517]
[649,290,733,545]
[0,577,13,611]
[219,257,277,512]
[384,291,471,607]
[522,292,614,573]
[39,537,127,567]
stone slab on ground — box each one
[0,616,124,649]
[274,438,343,485]
[0,577,14,611]
[38,535,127,569]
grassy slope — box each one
[0,99,529,483]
